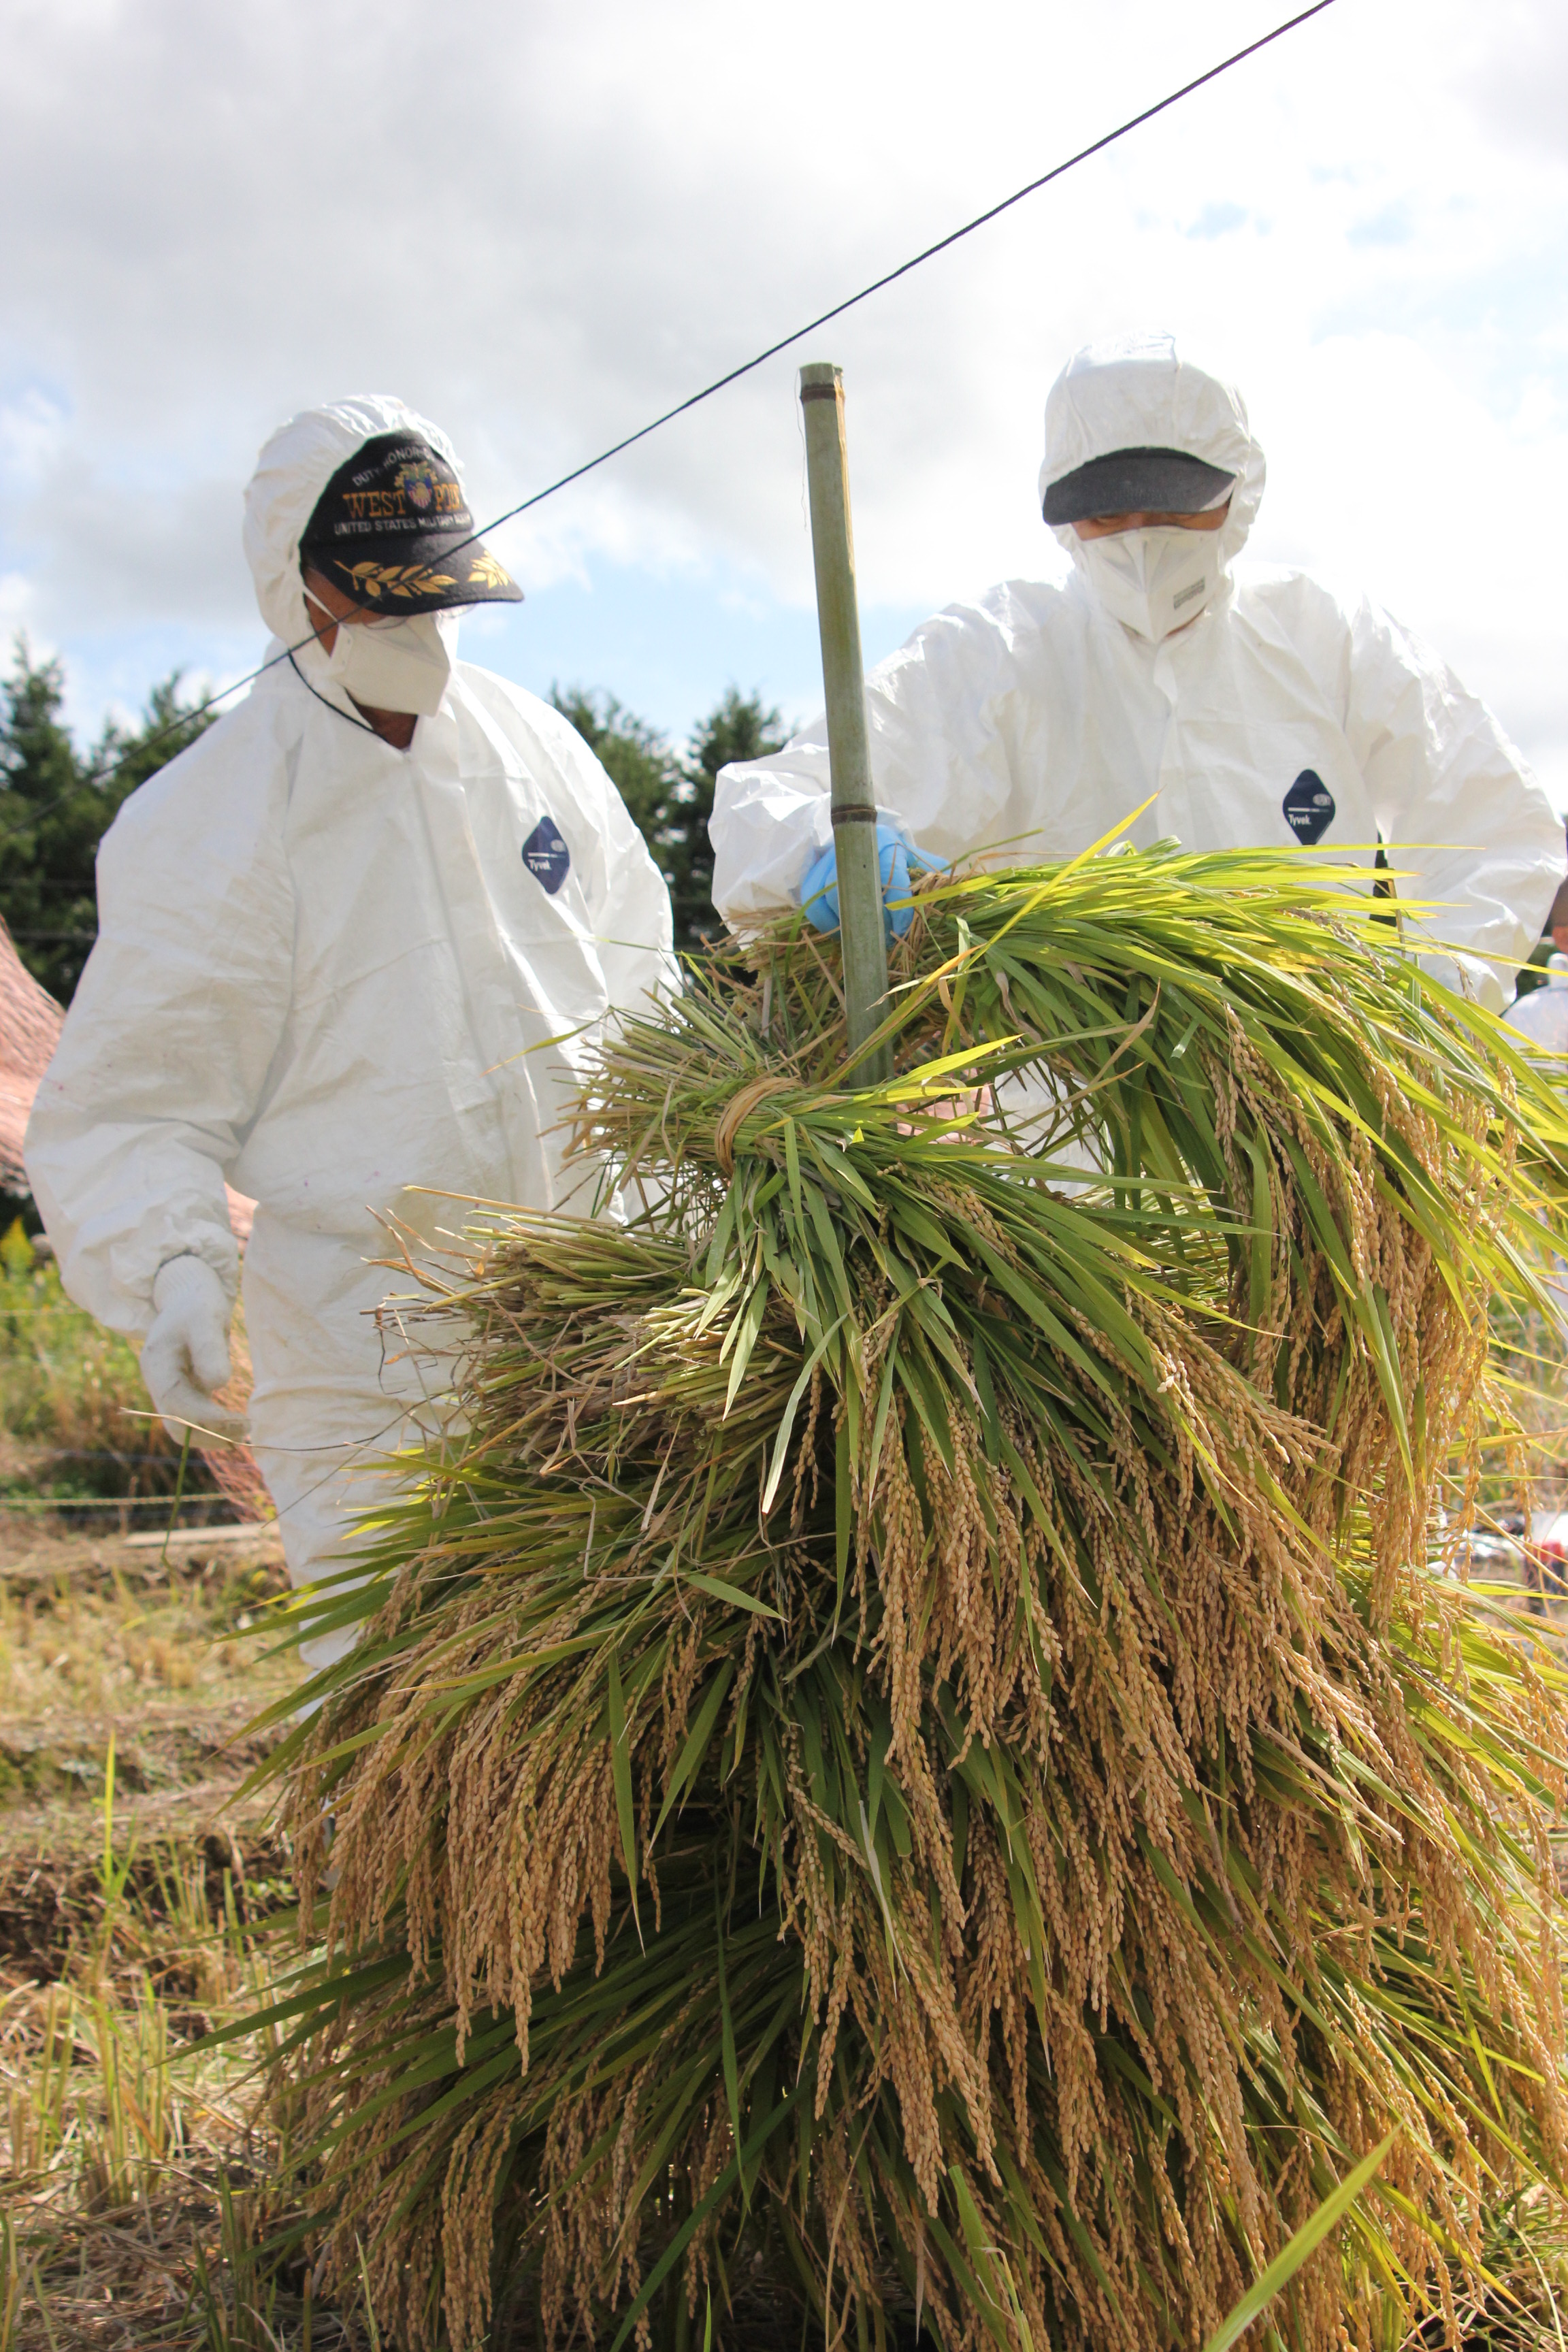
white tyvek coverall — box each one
[1507,964,1568,1058]
[26,397,674,1667]
[713,339,1563,1008]
[1505,965,1568,1334]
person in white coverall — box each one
[712,334,1564,1008]
[1507,935,1568,1340]
[25,397,674,1670]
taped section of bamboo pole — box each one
[798,362,892,1087]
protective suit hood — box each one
[242,395,465,712]
[1040,334,1265,585]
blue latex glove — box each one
[798,822,938,939]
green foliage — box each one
[0,636,214,1005]
[555,683,783,953]
[0,1217,178,1498]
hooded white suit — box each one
[26,397,674,1664]
[712,337,1563,1008]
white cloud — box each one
[0,572,35,638]
[1468,0,1568,159]
[1,0,1565,796]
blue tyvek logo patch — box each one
[1283,770,1336,845]
[521,814,570,895]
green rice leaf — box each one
[1202,2130,1397,2352]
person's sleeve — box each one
[1345,594,1565,1013]
[709,731,831,931]
[709,601,1017,933]
[23,718,294,1338]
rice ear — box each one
[264,849,1568,2352]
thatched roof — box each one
[0,911,255,1243]
[0,911,63,1190]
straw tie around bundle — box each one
[714,1073,798,1177]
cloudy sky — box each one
[3,0,1566,799]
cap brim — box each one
[1043,446,1235,526]
[304,536,523,614]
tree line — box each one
[0,638,785,1005]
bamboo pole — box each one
[799,362,892,1087]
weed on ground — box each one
[0,1522,384,2351]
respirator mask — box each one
[301,592,459,717]
[1077,526,1224,644]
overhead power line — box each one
[444,0,1339,562]
[0,0,1339,844]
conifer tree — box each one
[554,683,783,954]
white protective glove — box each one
[140,1254,249,1442]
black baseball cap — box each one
[299,431,523,612]
[1043,445,1235,527]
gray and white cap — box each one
[1039,333,1255,527]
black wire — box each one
[0,0,1339,847]
[287,651,381,737]
[433,0,1341,569]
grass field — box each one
[0,1227,370,2349]
[0,1509,382,2351]
[0,1209,397,2350]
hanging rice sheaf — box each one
[261,844,1568,2352]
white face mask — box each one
[1077,525,1225,643]
[302,593,459,717]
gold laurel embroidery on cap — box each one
[467,551,514,590]
[342,561,459,600]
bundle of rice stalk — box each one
[255,844,1568,2352]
